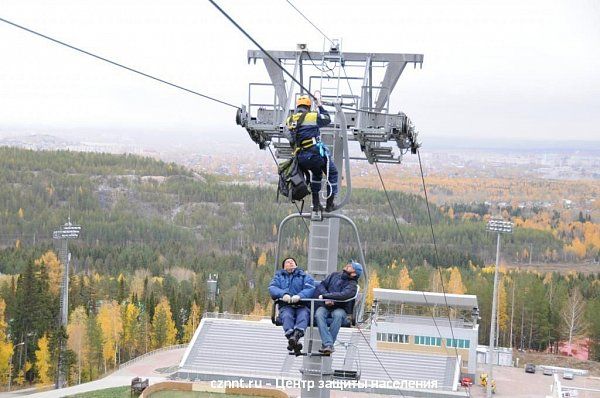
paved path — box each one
[1,348,186,398]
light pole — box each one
[485,217,513,398]
[8,342,25,391]
[53,218,81,389]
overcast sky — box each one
[1,0,599,145]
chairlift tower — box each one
[237,42,423,398]
[53,218,81,389]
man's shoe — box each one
[288,329,303,352]
[286,331,295,351]
[325,196,336,212]
[321,346,333,355]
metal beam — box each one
[262,58,287,107]
[374,61,407,111]
[248,50,423,64]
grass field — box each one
[66,386,132,397]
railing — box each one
[203,312,271,321]
[118,344,187,370]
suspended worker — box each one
[269,257,315,354]
[285,94,338,213]
[313,261,363,354]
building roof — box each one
[374,288,478,309]
[178,317,460,392]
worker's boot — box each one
[325,195,336,212]
[311,192,323,220]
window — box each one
[415,336,441,347]
[446,338,470,349]
[377,332,409,344]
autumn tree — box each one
[396,266,414,290]
[447,267,465,294]
[257,252,267,267]
[183,302,201,343]
[365,270,380,309]
[122,303,141,360]
[34,251,62,296]
[35,335,52,385]
[0,299,14,386]
[151,297,177,349]
[67,306,88,385]
[97,301,123,372]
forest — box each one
[0,147,598,388]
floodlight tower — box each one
[485,217,513,398]
[237,42,423,398]
[53,218,81,389]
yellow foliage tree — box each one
[0,299,13,385]
[97,301,123,372]
[17,208,24,219]
[447,267,465,294]
[565,237,586,260]
[257,252,267,267]
[429,269,445,293]
[396,266,414,290]
[151,297,178,349]
[183,302,201,342]
[35,335,52,385]
[34,251,62,295]
[122,303,141,359]
[67,306,88,385]
[365,270,380,309]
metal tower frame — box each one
[53,219,81,389]
[237,45,423,398]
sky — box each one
[0,0,599,146]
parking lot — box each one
[468,366,600,398]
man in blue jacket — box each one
[269,257,315,353]
[286,95,338,213]
[313,261,363,354]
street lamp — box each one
[8,342,25,391]
[485,217,513,398]
[53,218,81,389]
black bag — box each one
[278,156,310,202]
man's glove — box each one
[282,294,291,303]
[291,295,301,303]
[318,295,324,299]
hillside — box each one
[0,147,599,387]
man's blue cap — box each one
[351,262,363,279]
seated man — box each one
[313,261,363,354]
[269,257,315,353]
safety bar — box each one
[274,212,367,320]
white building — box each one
[372,288,479,376]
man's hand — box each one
[282,294,291,303]
[291,295,301,303]
[325,300,335,306]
